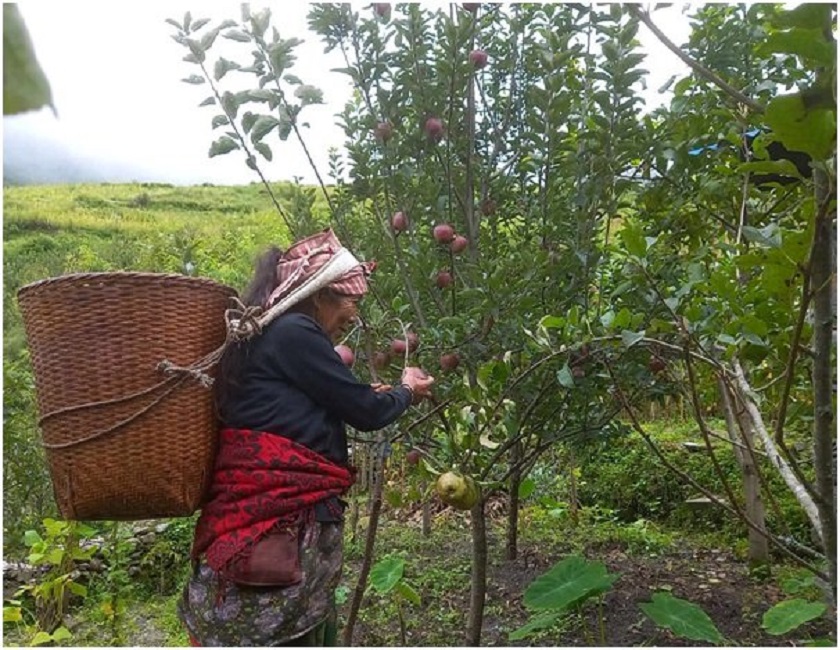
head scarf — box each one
[264,228,375,309]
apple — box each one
[391,338,407,355]
[440,352,461,372]
[374,3,391,18]
[480,197,497,215]
[433,223,455,243]
[649,356,667,374]
[374,120,393,142]
[424,117,444,142]
[373,351,391,369]
[450,235,468,254]
[572,365,585,379]
[407,331,420,352]
[469,49,488,69]
[391,210,408,233]
[406,449,422,465]
[436,472,479,510]
[334,344,354,367]
[436,270,453,288]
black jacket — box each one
[220,312,412,520]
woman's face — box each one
[317,293,361,340]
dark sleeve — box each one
[272,316,413,432]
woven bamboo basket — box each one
[17,272,238,521]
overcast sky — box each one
[4,2,693,186]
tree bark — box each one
[466,496,488,646]
[811,166,836,595]
[719,377,769,565]
[506,441,522,560]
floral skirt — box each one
[178,521,344,647]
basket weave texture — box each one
[17,272,237,521]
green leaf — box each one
[251,115,280,142]
[51,627,72,642]
[211,115,229,129]
[524,555,620,611]
[759,29,835,66]
[294,84,324,106]
[369,556,404,595]
[3,5,54,115]
[199,96,216,107]
[762,599,826,635]
[764,94,835,161]
[509,610,564,641]
[539,315,565,330]
[214,57,241,81]
[30,631,53,646]
[67,582,87,597]
[619,222,647,258]
[208,136,239,157]
[738,159,804,180]
[254,142,272,161]
[621,330,645,348]
[395,581,421,606]
[181,74,205,85]
[556,365,575,388]
[224,29,251,43]
[640,592,723,644]
[518,477,536,499]
[773,3,832,31]
[741,225,781,249]
[23,530,43,546]
[3,606,22,623]
[165,18,182,30]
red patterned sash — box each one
[191,428,354,571]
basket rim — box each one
[17,271,238,299]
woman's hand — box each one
[401,367,435,404]
[371,382,393,393]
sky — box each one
[3,2,694,187]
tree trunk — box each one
[466,496,488,646]
[421,479,432,537]
[569,448,579,526]
[811,166,836,596]
[343,444,386,646]
[506,441,521,560]
[719,377,769,566]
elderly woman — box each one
[179,229,434,646]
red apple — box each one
[649,357,667,374]
[374,120,393,142]
[391,210,408,233]
[463,3,480,11]
[334,344,355,367]
[480,197,497,215]
[407,331,420,352]
[469,49,488,69]
[391,339,407,355]
[450,235,468,254]
[572,366,585,379]
[406,449,422,465]
[440,352,461,372]
[424,117,444,142]
[374,3,391,18]
[373,351,391,369]
[436,270,453,288]
[433,223,455,243]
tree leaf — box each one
[208,136,239,157]
[23,530,43,546]
[224,29,252,43]
[556,365,575,388]
[621,330,645,348]
[518,477,536,499]
[181,74,205,85]
[51,627,72,642]
[741,225,781,249]
[254,141,272,161]
[199,96,216,107]
[762,599,827,635]
[369,556,404,595]
[523,555,620,611]
[395,581,421,606]
[764,94,835,161]
[211,115,229,129]
[165,18,182,30]
[3,5,54,116]
[509,610,564,641]
[619,222,647,258]
[31,631,53,646]
[251,115,280,142]
[640,592,723,644]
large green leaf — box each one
[762,599,827,635]
[208,136,239,157]
[764,94,835,161]
[523,555,619,611]
[3,5,53,115]
[369,556,404,595]
[640,592,723,644]
[508,610,565,641]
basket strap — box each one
[40,375,190,450]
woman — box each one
[179,229,434,646]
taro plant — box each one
[366,555,421,646]
[640,592,725,645]
[509,554,620,644]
